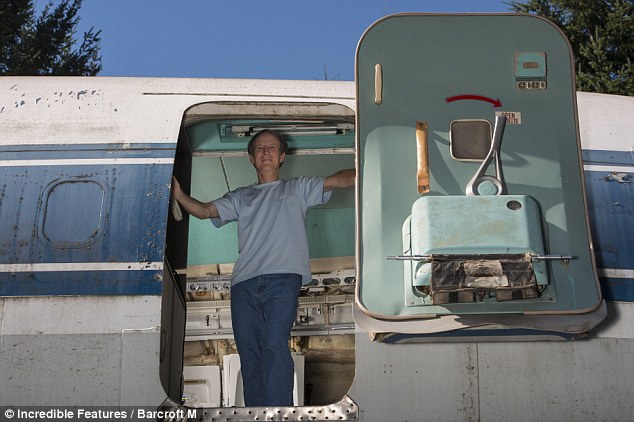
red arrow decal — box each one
[446,94,502,108]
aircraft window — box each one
[449,119,492,161]
[40,179,107,248]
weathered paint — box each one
[0,151,171,295]
[583,151,634,302]
[0,76,359,410]
[0,19,632,419]
[1,78,355,296]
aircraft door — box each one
[355,14,604,330]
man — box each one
[171,129,355,406]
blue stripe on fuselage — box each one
[0,271,162,296]
[583,149,633,302]
[0,142,174,296]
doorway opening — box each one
[164,101,356,408]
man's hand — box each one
[171,176,219,219]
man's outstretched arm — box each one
[323,169,356,192]
[171,176,220,219]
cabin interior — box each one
[164,102,356,407]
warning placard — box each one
[495,111,521,125]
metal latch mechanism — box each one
[466,115,507,196]
[387,254,573,263]
[389,253,572,304]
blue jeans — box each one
[230,273,301,406]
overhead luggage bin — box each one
[354,13,605,334]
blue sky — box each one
[38,0,513,80]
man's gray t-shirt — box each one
[210,176,331,286]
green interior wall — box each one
[187,154,355,267]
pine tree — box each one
[510,0,634,96]
[0,0,101,76]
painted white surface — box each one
[577,92,634,151]
[222,353,305,407]
[0,296,164,406]
[0,77,355,145]
[183,365,222,408]
[0,296,161,335]
[350,331,634,422]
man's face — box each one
[249,133,285,173]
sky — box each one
[36,0,513,81]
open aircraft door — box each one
[354,13,606,338]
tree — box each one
[510,0,634,96]
[0,0,101,76]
